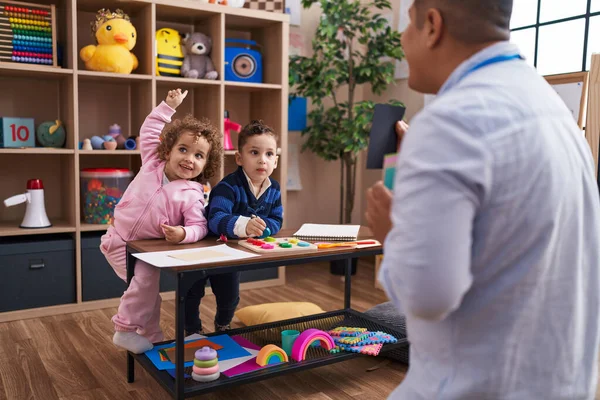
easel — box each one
[585,53,600,178]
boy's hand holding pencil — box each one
[246,215,266,237]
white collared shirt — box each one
[381,41,600,399]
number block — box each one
[0,117,35,148]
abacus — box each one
[0,0,57,66]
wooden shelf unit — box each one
[0,0,289,322]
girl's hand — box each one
[246,217,266,237]
[165,89,188,110]
[161,224,186,243]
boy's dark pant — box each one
[184,272,241,333]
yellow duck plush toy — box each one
[80,8,138,74]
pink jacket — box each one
[112,101,208,243]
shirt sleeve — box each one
[207,182,240,238]
[378,106,492,321]
[234,216,251,238]
[263,190,283,235]
[139,101,176,165]
[180,189,208,244]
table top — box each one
[126,227,382,273]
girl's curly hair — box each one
[156,114,223,184]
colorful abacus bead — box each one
[191,346,220,382]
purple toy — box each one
[195,346,217,361]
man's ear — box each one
[425,8,444,49]
[235,151,243,166]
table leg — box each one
[176,272,185,399]
[126,247,136,383]
[344,257,353,309]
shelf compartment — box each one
[224,16,286,85]
[222,153,238,178]
[0,0,75,69]
[77,70,152,82]
[0,220,75,236]
[224,9,289,28]
[223,87,282,147]
[77,79,152,148]
[155,76,221,86]
[76,0,153,76]
[78,149,140,155]
[0,148,74,154]
[0,73,76,149]
[79,155,141,175]
[0,153,76,230]
[224,81,281,92]
[155,5,223,79]
[154,2,218,22]
[0,63,73,78]
[80,223,109,232]
[155,80,221,130]
[77,155,142,227]
[76,0,152,11]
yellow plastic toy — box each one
[80,8,138,74]
[155,28,184,77]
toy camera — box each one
[224,38,263,83]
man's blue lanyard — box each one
[457,53,523,83]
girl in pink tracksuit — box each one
[100,89,223,354]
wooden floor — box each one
[0,260,408,400]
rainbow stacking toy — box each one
[256,344,288,366]
[291,328,336,362]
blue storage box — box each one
[0,234,75,312]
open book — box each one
[293,224,361,241]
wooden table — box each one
[124,227,406,399]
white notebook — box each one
[293,224,361,241]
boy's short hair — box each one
[238,119,278,150]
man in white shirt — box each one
[365,0,600,398]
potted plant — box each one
[289,0,404,274]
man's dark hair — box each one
[414,0,513,43]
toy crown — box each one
[90,8,130,36]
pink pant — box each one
[100,226,164,343]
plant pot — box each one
[329,258,358,276]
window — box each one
[510,0,600,75]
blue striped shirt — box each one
[206,166,283,238]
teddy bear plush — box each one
[181,32,218,80]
